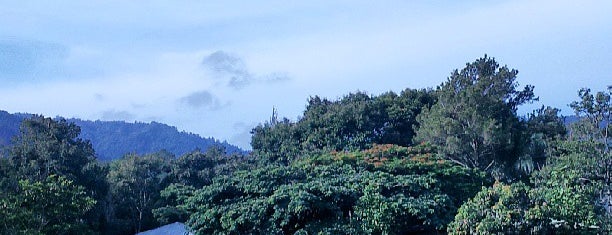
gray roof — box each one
[136,222,193,235]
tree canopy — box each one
[1,56,609,235]
[415,55,537,179]
[251,88,435,163]
[184,144,487,234]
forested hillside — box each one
[0,56,610,234]
[69,119,243,160]
[0,111,29,146]
[0,112,243,160]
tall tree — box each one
[107,152,172,234]
[450,86,611,234]
[6,115,108,231]
[568,86,612,228]
[415,55,536,179]
[9,115,96,183]
[569,86,611,153]
[0,175,96,234]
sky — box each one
[1,0,611,149]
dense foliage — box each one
[0,175,96,234]
[251,89,435,163]
[0,116,105,234]
[0,56,609,234]
[448,182,533,234]
[448,85,611,234]
[184,144,487,234]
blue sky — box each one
[1,0,611,149]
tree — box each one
[251,118,303,164]
[107,152,172,234]
[6,115,108,232]
[569,86,611,153]
[515,106,567,174]
[152,183,196,224]
[448,182,533,235]
[449,86,611,234]
[9,115,97,184]
[250,89,434,164]
[0,175,96,234]
[374,89,436,147]
[449,147,604,234]
[529,149,602,234]
[566,86,612,229]
[415,55,536,180]
[170,149,216,188]
[299,92,379,152]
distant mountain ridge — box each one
[0,110,245,161]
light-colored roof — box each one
[136,222,193,235]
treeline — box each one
[70,119,244,160]
[0,56,610,234]
[0,112,244,161]
[0,115,251,234]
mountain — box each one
[563,115,580,126]
[0,111,29,147]
[0,110,245,161]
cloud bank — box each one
[202,50,289,89]
[180,90,226,110]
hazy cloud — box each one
[0,39,68,80]
[203,51,249,76]
[261,72,290,83]
[101,110,136,121]
[202,50,289,89]
[94,93,105,101]
[180,90,225,110]
[202,51,251,89]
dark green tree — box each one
[515,106,567,174]
[251,118,303,164]
[6,115,109,232]
[170,150,216,188]
[183,144,487,234]
[0,175,96,234]
[566,86,612,229]
[415,55,536,179]
[373,89,436,146]
[152,183,196,224]
[251,89,434,164]
[9,115,97,184]
[299,92,376,152]
[107,152,172,234]
[449,86,611,234]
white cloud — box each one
[201,50,290,89]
